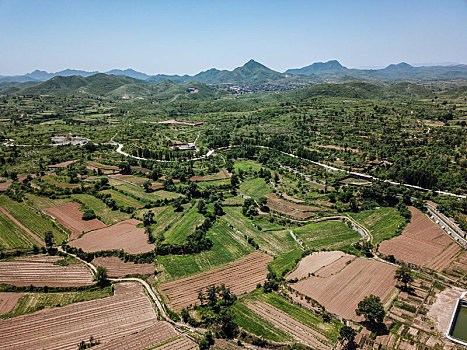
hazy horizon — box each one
[1,0,466,76]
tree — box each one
[355,295,385,324]
[395,266,413,290]
[143,180,152,193]
[82,209,96,221]
[198,199,207,214]
[339,325,356,345]
[94,266,108,287]
[118,162,131,175]
[143,210,155,226]
[213,201,224,216]
[44,231,54,249]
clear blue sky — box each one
[1,0,466,75]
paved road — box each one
[426,203,467,248]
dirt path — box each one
[0,207,44,246]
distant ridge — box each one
[1,59,467,85]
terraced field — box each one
[164,204,204,244]
[0,255,94,287]
[159,252,271,311]
[71,194,131,225]
[157,221,254,281]
[0,282,157,350]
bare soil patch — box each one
[0,293,23,315]
[0,255,93,287]
[92,257,154,278]
[427,287,465,335]
[281,193,305,203]
[291,258,397,321]
[159,252,272,311]
[287,251,350,280]
[0,282,157,350]
[70,219,154,254]
[48,159,79,169]
[379,207,456,271]
[157,336,197,350]
[44,202,106,240]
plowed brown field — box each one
[159,252,272,311]
[156,336,197,350]
[44,202,106,240]
[379,207,457,271]
[0,282,157,350]
[92,257,154,278]
[93,321,178,350]
[0,293,23,315]
[265,193,325,220]
[291,258,397,321]
[0,255,94,287]
[288,251,352,280]
[70,219,154,254]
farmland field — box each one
[238,178,272,200]
[0,255,94,287]
[159,252,272,311]
[0,211,38,249]
[101,189,144,208]
[71,194,131,225]
[163,204,204,244]
[0,195,66,244]
[379,206,459,271]
[70,219,153,254]
[287,251,355,280]
[44,202,106,240]
[92,257,154,278]
[112,182,182,201]
[0,293,23,316]
[223,207,300,255]
[1,288,112,319]
[157,221,254,281]
[290,257,397,321]
[0,282,157,350]
[293,220,361,250]
[349,207,405,244]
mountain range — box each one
[2,59,467,86]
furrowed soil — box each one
[291,258,397,321]
[70,219,154,254]
[0,293,23,315]
[92,257,154,278]
[379,207,458,271]
[0,282,157,350]
[44,202,106,240]
[159,252,272,311]
[0,255,94,287]
[287,251,353,280]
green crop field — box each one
[223,207,300,255]
[234,159,263,172]
[0,195,67,245]
[164,204,204,244]
[349,207,406,244]
[293,220,360,250]
[157,221,254,282]
[101,189,145,208]
[25,193,72,210]
[0,212,37,249]
[71,194,130,225]
[269,248,304,278]
[112,183,182,201]
[238,178,272,200]
[0,288,112,319]
[232,301,291,342]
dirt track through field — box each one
[159,252,272,311]
[379,207,457,271]
[70,219,154,254]
[0,255,94,287]
[246,301,330,349]
[0,282,157,350]
[0,207,44,246]
[44,202,106,240]
[291,258,397,321]
[0,293,23,315]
